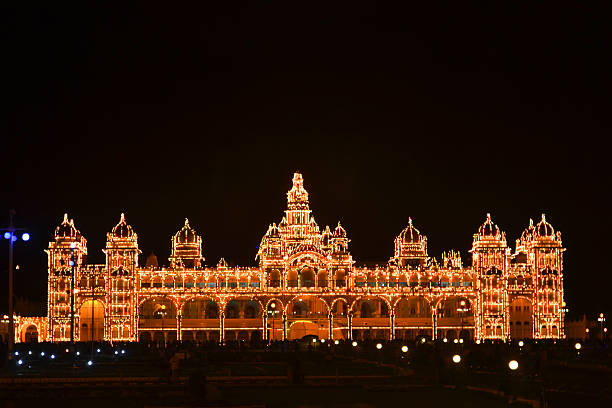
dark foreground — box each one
[0,338,610,407]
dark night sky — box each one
[1,4,610,317]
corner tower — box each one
[471,214,510,340]
[103,214,140,341]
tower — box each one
[103,214,140,341]
[516,214,565,338]
[471,214,510,340]
[393,218,428,269]
[46,214,87,342]
[169,218,204,269]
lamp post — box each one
[269,302,277,341]
[160,304,167,348]
[598,313,606,341]
[2,210,30,358]
[457,300,469,341]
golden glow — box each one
[11,173,565,344]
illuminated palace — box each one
[17,173,566,343]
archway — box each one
[394,297,432,340]
[286,296,329,339]
[300,267,315,288]
[22,325,39,343]
[287,270,298,287]
[317,270,328,288]
[510,298,533,339]
[80,300,104,342]
[269,269,281,287]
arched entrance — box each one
[80,300,105,342]
[286,296,328,339]
[22,325,39,343]
[510,297,533,339]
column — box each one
[282,312,287,340]
[348,312,353,341]
[220,311,225,343]
[431,308,437,340]
[177,313,182,341]
[328,313,333,340]
[262,314,268,340]
[390,313,395,341]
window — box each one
[432,282,439,287]
[515,306,521,311]
[410,282,419,287]
[185,282,194,288]
[420,282,430,288]
[452,282,461,287]
[229,282,237,288]
[398,282,408,287]
[164,282,174,288]
[175,282,183,288]
[153,282,162,288]
[141,282,151,288]
[218,281,226,288]
[196,282,206,288]
[367,282,376,287]
[250,282,260,288]
[388,282,398,287]
[441,282,450,287]
[355,282,365,287]
[208,282,217,288]
[462,282,472,287]
[239,282,248,288]
[378,282,387,287]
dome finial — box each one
[63,213,69,223]
[486,213,491,221]
[541,213,546,222]
[529,218,534,227]
[120,213,125,223]
[408,217,413,227]
[184,218,190,227]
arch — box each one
[269,269,281,287]
[300,267,315,287]
[287,270,298,287]
[335,269,346,287]
[21,324,39,343]
[139,298,177,319]
[79,299,104,342]
[182,298,219,319]
[394,297,432,318]
[510,297,533,339]
[317,269,328,288]
[225,301,240,319]
[350,296,391,317]
[244,300,260,318]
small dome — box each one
[112,213,134,238]
[399,218,421,243]
[535,214,555,238]
[175,218,197,244]
[55,213,78,238]
[145,252,158,267]
[333,222,346,237]
[479,213,499,237]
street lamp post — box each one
[269,302,277,341]
[457,300,469,341]
[598,313,606,341]
[2,210,29,358]
[160,304,167,348]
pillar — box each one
[328,313,333,340]
[262,314,268,340]
[282,312,287,340]
[177,313,182,341]
[390,313,395,340]
[348,312,353,341]
[220,311,225,343]
[431,308,437,340]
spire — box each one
[184,218,190,227]
[63,213,69,223]
[287,172,309,210]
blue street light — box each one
[3,232,10,239]
[21,233,29,241]
[11,235,16,242]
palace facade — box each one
[16,173,565,343]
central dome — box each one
[399,218,421,243]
